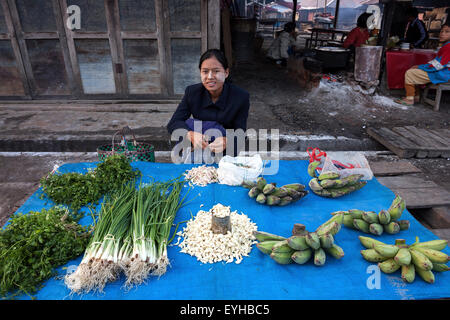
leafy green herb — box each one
[39,155,141,214]
[0,206,90,299]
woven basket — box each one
[97,126,155,162]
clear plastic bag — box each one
[217,154,264,186]
[321,152,373,180]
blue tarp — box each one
[10,160,450,300]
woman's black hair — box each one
[283,22,296,33]
[198,49,229,70]
[357,12,372,29]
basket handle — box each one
[111,126,138,153]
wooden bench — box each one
[422,82,450,111]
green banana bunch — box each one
[254,216,345,267]
[332,196,410,236]
[246,177,307,207]
[307,161,321,178]
[359,236,449,284]
[308,171,367,198]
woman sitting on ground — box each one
[394,21,450,106]
[266,22,297,67]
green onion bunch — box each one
[65,176,190,294]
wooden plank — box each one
[430,128,450,141]
[221,5,232,66]
[424,129,450,148]
[71,32,110,39]
[391,126,434,158]
[111,0,128,98]
[6,0,37,96]
[376,175,440,189]
[59,0,82,98]
[392,126,437,158]
[405,126,450,158]
[390,187,450,209]
[201,0,207,53]
[417,207,450,229]
[430,228,450,242]
[207,0,220,49]
[104,0,123,97]
[367,127,418,158]
[120,31,158,39]
[369,160,422,176]
[22,32,59,39]
[1,0,31,97]
[169,31,202,38]
[160,0,173,95]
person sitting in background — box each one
[266,22,297,67]
[343,12,372,50]
[394,21,450,106]
[403,7,428,49]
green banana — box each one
[369,223,384,236]
[361,249,390,262]
[278,196,293,206]
[412,247,449,263]
[325,244,345,259]
[353,219,370,233]
[319,233,334,249]
[287,235,309,250]
[397,220,410,231]
[256,193,266,204]
[281,183,306,192]
[416,268,435,284]
[318,171,340,181]
[394,248,412,266]
[272,240,295,254]
[383,222,400,234]
[309,178,324,192]
[359,236,386,249]
[242,180,256,189]
[331,210,349,215]
[378,258,401,273]
[388,196,405,221]
[248,186,260,198]
[401,264,415,283]
[362,211,379,224]
[256,241,280,255]
[410,249,433,271]
[311,188,333,197]
[319,213,344,227]
[285,188,302,200]
[348,209,364,219]
[262,183,276,195]
[374,244,400,258]
[343,214,355,229]
[256,177,267,191]
[270,251,293,264]
[305,232,321,250]
[307,161,320,178]
[317,221,341,237]
[432,263,450,272]
[266,195,281,206]
[411,239,448,251]
[321,174,364,189]
[291,249,312,264]
[322,181,367,198]
[253,231,286,242]
[314,248,326,266]
[271,187,289,198]
[378,210,391,225]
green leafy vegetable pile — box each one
[39,155,141,213]
[0,206,90,299]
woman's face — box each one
[200,56,229,94]
[440,25,450,43]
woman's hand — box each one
[187,131,208,150]
[208,137,227,153]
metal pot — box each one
[314,46,350,69]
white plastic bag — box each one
[320,152,373,180]
[217,154,264,186]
